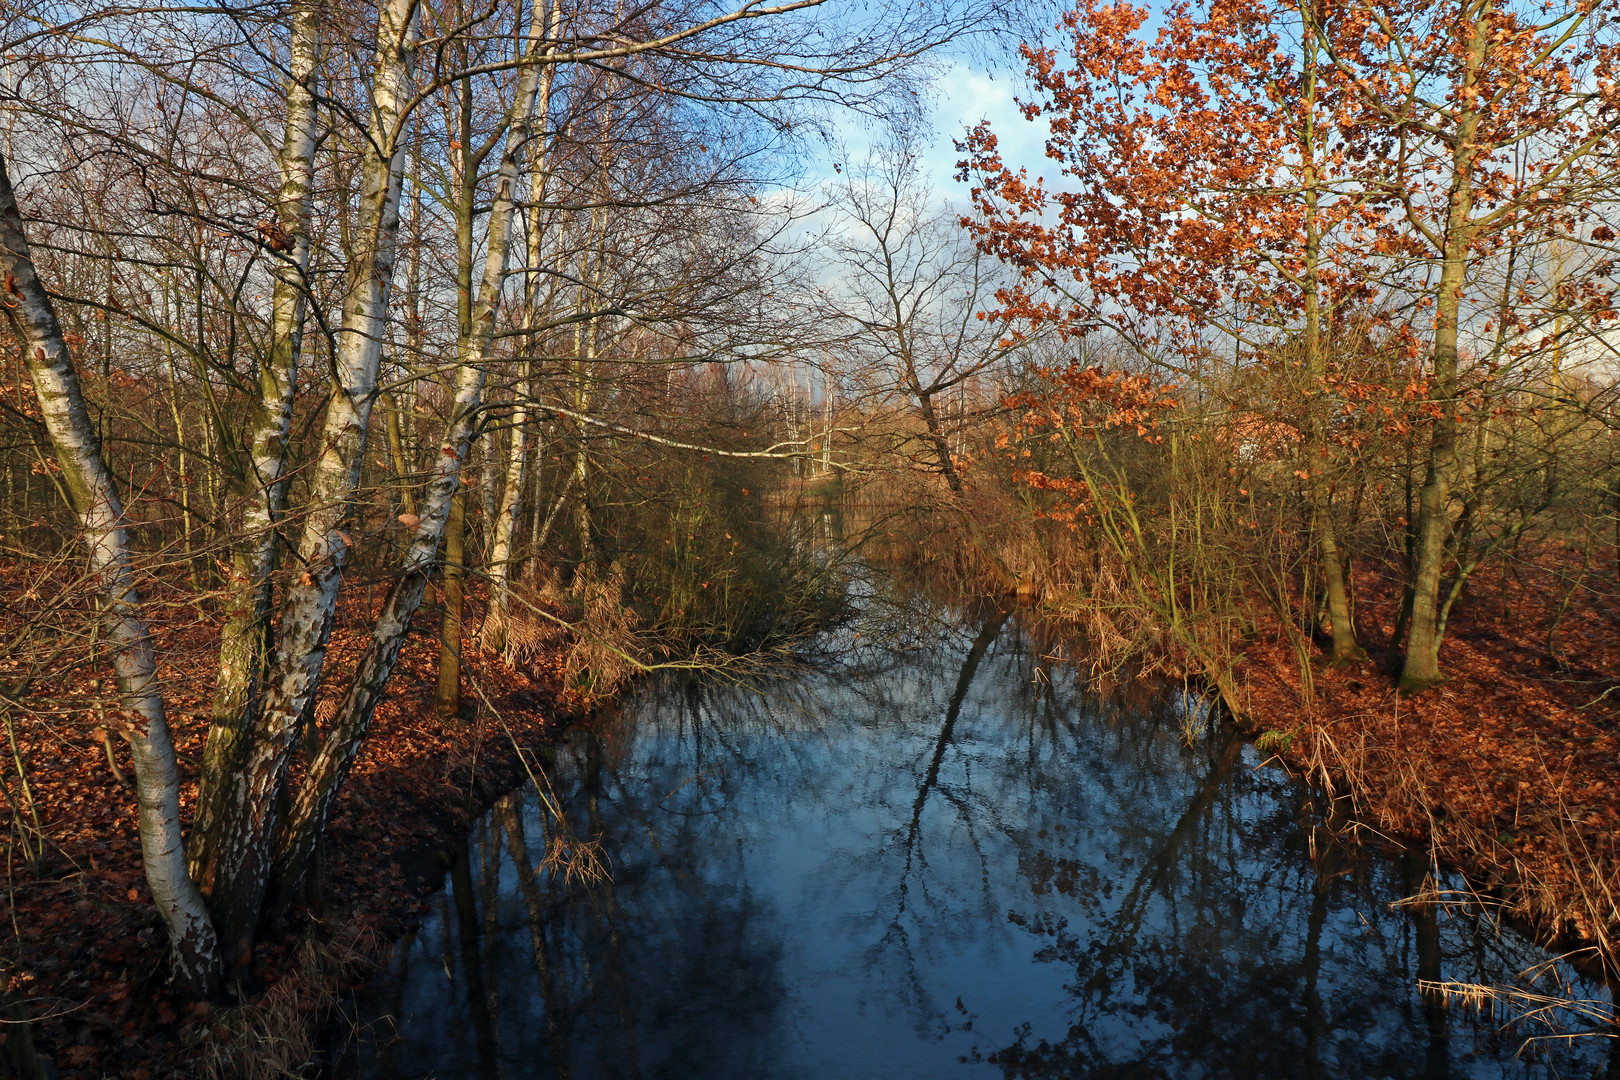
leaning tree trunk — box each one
[205,0,422,962]
[192,0,324,895]
[271,6,555,900]
[0,148,222,991]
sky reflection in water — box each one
[350,608,1613,1080]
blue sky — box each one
[917,61,1051,199]
[802,58,1057,213]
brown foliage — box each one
[1241,552,1620,965]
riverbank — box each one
[2,586,585,1080]
[10,547,1618,1077]
[1233,555,1620,973]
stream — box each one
[344,600,1614,1079]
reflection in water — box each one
[348,610,1613,1079]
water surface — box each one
[349,606,1613,1079]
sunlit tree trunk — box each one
[1297,19,1360,664]
[487,386,531,654]
[489,0,565,655]
[272,4,555,897]
[0,148,221,990]
[435,30,480,723]
[192,0,324,894]
[384,390,417,516]
[1400,19,1486,693]
[1400,231,1471,691]
[206,0,422,959]
[568,200,610,576]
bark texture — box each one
[192,0,325,894]
[0,148,222,990]
[486,389,531,653]
[207,0,422,958]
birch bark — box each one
[0,149,222,990]
[486,387,531,655]
[272,0,556,897]
[488,0,564,653]
[192,0,324,894]
[207,0,421,957]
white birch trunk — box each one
[488,0,564,651]
[486,389,530,653]
[192,0,324,894]
[207,0,422,956]
[0,149,222,990]
[272,2,555,897]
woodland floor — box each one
[1238,546,1620,970]
[1,572,584,1080]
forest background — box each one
[3,0,1620,1073]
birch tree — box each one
[273,0,561,896]
[488,9,566,654]
[203,0,424,956]
[5,0,1003,978]
[190,0,326,896]
[0,147,222,989]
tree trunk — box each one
[912,380,1016,589]
[915,385,964,496]
[192,0,324,895]
[0,148,221,991]
[435,482,468,718]
[385,390,417,517]
[486,390,530,654]
[1297,18,1359,664]
[573,440,596,570]
[492,0,564,641]
[478,445,497,555]
[271,8,556,898]
[205,0,421,961]
[1400,30,1484,692]
[533,460,576,554]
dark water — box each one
[347,606,1614,1079]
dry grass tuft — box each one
[192,923,383,1080]
[562,563,642,700]
[1419,979,1617,1040]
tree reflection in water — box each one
[349,609,1613,1080]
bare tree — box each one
[0,147,221,988]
